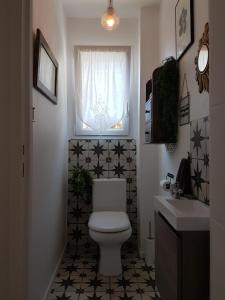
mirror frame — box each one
[195,23,209,93]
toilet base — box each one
[99,245,122,276]
[89,228,132,276]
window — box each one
[75,46,130,136]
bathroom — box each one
[31,0,211,299]
[1,0,225,300]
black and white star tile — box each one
[47,249,160,300]
[68,139,137,254]
[190,117,210,205]
[69,139,136,178]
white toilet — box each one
[88,178,132,276]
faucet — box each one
[170,182,183,199]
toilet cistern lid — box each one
[88,212,131,233]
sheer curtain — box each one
[75,46,130,133]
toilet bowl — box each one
[89,212,132,276]
[88,179,132,276]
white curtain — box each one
[75,46,130,132]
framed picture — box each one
[33,29,58,104]
[175,0,194,60]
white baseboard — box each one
[43,243,66,300]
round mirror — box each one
[195,23,209,93]
[198,44,209,73]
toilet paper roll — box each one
[160,179,171,191]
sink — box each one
[154,195,210,231]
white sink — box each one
[154,195,210,231]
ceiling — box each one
[62,0,160,18]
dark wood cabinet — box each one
[155,212,209,300]
[146,58,179,144]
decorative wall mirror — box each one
[195,23,209,93]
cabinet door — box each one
[151,58,179,143]
[155,213,181,300]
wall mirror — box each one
[195,23,209,93]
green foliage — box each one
[70,166,93,203]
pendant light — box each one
[101,0,120,31]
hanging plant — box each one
[70,166,93,204]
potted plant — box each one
[70,166,93,204]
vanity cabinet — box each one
[155,212,209,300]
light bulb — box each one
[106,18,115,27]
[101,4,120,31]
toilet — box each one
[88,178,132,276]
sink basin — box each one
[154,195,210,231]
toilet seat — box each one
[88,211,131,233]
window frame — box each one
[74,46,131,136]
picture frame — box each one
[175,0,194,61]
[33,29,58,104]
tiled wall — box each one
[190,116,210,205]
[68,139,137,255]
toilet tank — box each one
[92,178,126,212]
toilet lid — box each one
[88,211,131,233]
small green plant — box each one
[70,166,93,203]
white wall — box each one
[158,0,209,189]
[137,0,210,258]
[66,18,139,139]
[29,1,68,299]
[209,1,225,298]
[137,5,160,256]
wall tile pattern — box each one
[190,116,210,205]
[68,139,137,255]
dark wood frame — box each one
[33,29,58,104]
[175,0,194,61]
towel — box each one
[176,158,192,195]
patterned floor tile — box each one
[138,283,155,292]
[141,292,159,300]
[123,292,142,300]
[125,270,149,283]
[80,292,110,300]
[46,292,79,300]
[47,250,160,300]
[110,292,125,300]
[110,282,125,292]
